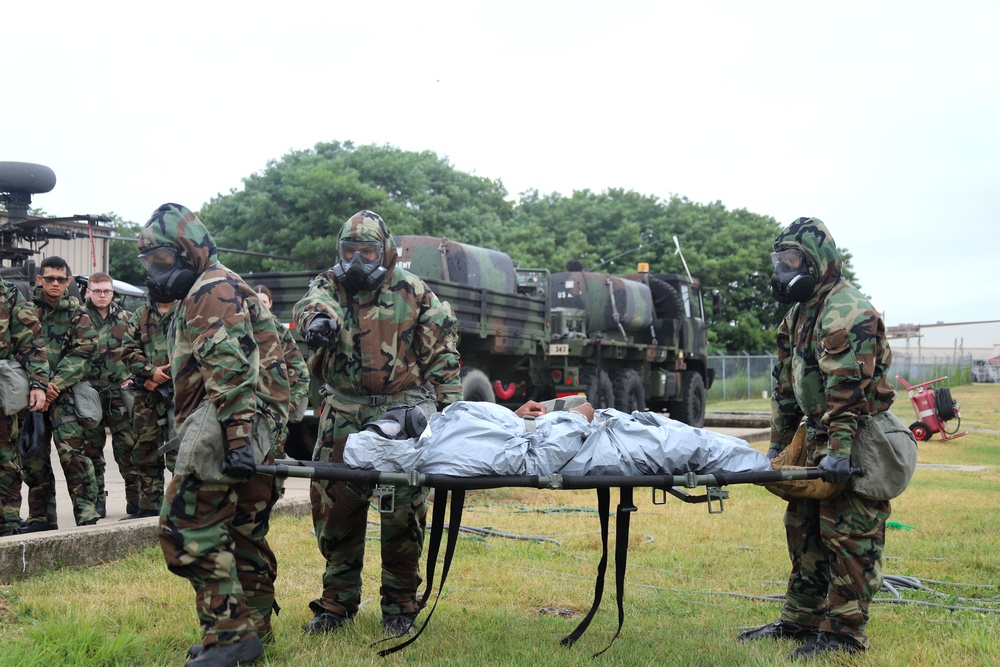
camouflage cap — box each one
[773,217,843,296]
[336,210,398,272]
[138,203,218,274]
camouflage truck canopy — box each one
[549,271,654,335]
[394,235,517,293]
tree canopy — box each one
[191,140,855,353]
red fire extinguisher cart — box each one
[895,375,968,442]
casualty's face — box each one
[88,280,115,310]
[37,267,70,300]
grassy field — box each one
[1,386,997,666]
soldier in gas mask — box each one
[293,210,461,638]
[739,217,896,659]
[137,203,290,667]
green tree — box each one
[199,141,514,274]
[105,215,145,286]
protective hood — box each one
[137,203,218,275]
[335,210,398,275]
[772,217,843,304]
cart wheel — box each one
[909,421,932,442]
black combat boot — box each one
[790,631,865,659]
[184,636,263,666]
[382,611,418,637]
[737,620,820,643]
[120,508,159,520]
[17,521,57,534]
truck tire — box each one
[579,366,614,409]
[670,372,706,427]
[461,368,496,403]
[648,278,684,320]
[611,369,646,413]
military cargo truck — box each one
[254,235,717,428]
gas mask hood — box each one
[140,246,197,303]
[332,239,387,292]
[769,248,816,303]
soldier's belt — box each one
[323,383,430,407]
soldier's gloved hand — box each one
[818,455,852,483]
[767,447,780,460]
[304,315,340,349]
[222,440,257,480]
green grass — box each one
[1,385,998,666]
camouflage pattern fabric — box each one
[309,400,429,617]
[0,277,48,534]
[121,300,175,510]
[83,299,140,508]
[767,217,896,649]
[274,320,309,459]
[140,203,289,648]
[292,210,460,618]
[24,286,100,526]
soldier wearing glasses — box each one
[21,256,100,532]
[82,271,142,518]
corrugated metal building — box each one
[0,210,111,277]
[888,320,1000,361]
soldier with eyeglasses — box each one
[21,256,101,532]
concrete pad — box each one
[0,436,312,583]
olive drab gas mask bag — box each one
[173,399,274,483]
[0,359,30,415]
[764,423,846,501]
[849,410,917,501]
[72,380,104,429]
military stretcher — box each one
[256,458,848,657]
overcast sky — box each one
[4,1,998,327]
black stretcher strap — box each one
[595,485,635,657]
[561,487,611,648]
[561,487,636,658]
[378,487,466,657]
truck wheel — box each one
[611,369,646,413]
[580,366,614,409]
[670,372,706,427]
[461,369,496,403]
[648,278,684,320]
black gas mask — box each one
[332,239,387,292]
[361,404,428,440]
[139,246,197,303]
[769,248,816,304]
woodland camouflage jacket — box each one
[292,210,461,404]
[122,299,174,380]
[770,217,896,460]
[138,203,290,447]
[275,319,310,409]
[85,299,138,385]
[0,277,48,390]
[31,286,98,392]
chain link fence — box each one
[708,353,975,402]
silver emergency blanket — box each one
[344,402,770,476]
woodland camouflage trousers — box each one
[780,490,891,649]
[22,393,99,526]
[130,389,169,511]
[0,414,21,535]
[159,471,278,647]
[83,388,138,508]
[309,399,428,618]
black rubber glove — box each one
[767,447,780,460]
[818,455,852,483]
[222,441,257,480]
[304,316,339,349]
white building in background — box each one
[887,320,1000,361]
